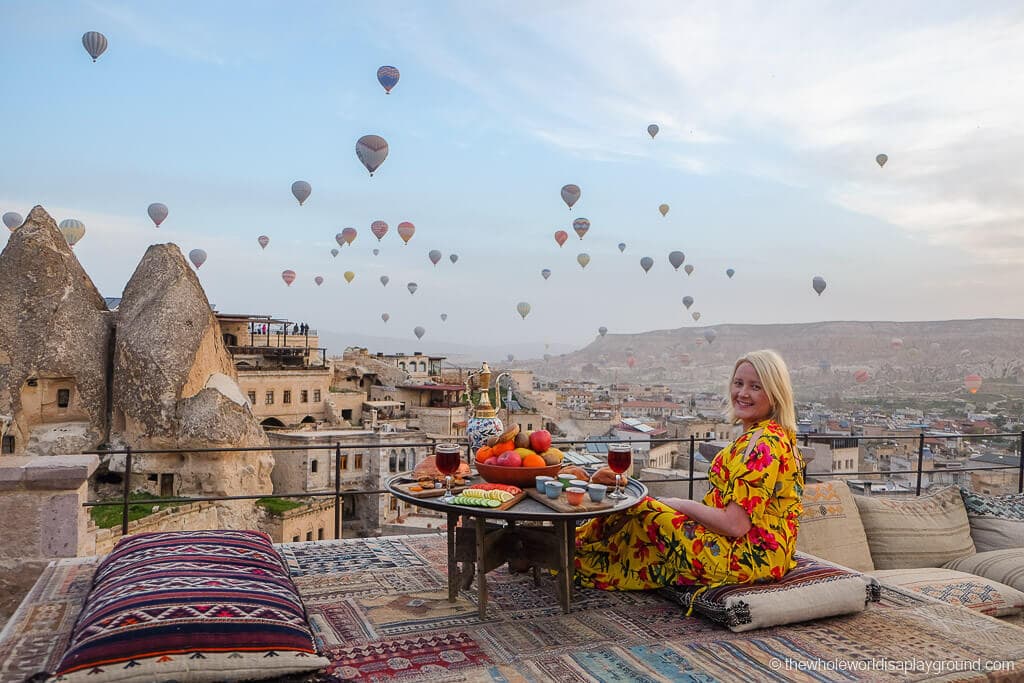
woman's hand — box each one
[655,497,752,538]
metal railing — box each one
[84,431,1024,537]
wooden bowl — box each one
[475,461,562,488]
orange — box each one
[491,440,515,456]
[475,446,493,463]
[521,453,546,468]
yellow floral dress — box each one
[575,419,804,594]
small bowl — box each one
[476,461,562,488]
[557,474,576,486]
[569,479,589,490]
[544,480,564,499]
[587,483,607,503]
[565,487,586,506]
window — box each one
[354,453,363,469]
[2,435,14,454]
[313,390,321,402]
[311,459,318,473]
[306,531,313,541]
[283,390,291,404]
[399,362,406,371]
[318,528,324,540]
[339,453,348,470]
[399,451,407,470]
[389,497,397,511]
[300,390,308,403]
[341,409,352,420]
[57,389,70,408]
[292,535,300,543]
[389,451,397,473]
[248,391,256,405]
[527,423,533,430]
[420,362,427,372]
[265,391,274,405]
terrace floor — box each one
[2,534,1024,682]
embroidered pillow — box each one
[870,567,1024,617]
[959,489,1024,553]
[51,530,329,682]
[658,552,879,632]
[944,549,1024,593]
[796,481,875,572]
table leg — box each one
[556,519,573,613]
[447,512,458,602]
[476,518,488,619]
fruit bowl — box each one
[475,461,562,488]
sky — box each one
[2,1,1024,354]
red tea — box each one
[607,445,631,474]
[435,445,462,475]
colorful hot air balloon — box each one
[414,326,425,340]
[682,296,694,309]
[964,374,982,394]
[3,212,23,231]
[659,204,669,217]
[291,180,311,205]
[380,275,389,286]
[428,250,442,266]
[627,356,636,368]
[573,218,590,239]
[58,219,86,247]
[440,313,448,322]
[407,282,418,295]
[692,312,701,321]
[703,329,717,344]
[854,369,870,383]
[377,65,400,94]
[598,326,607,337]
[186,248,207,269]
[541,268,551,280]
[876,154,888,168]
[330,248,339,257]
[554,230,568,247]
[343,271,355,283]
[335,233,346,248]
[647,124,659,138]
[812,275,827,295]
[891,338,904,350]
[577,253,590,269]
[561,184,581,209]
[147,203,168,228]
[314,276,324,286]
[684,264,694,276]
[281,269,295,285]
[341,227,357,245]
[516,302,531,319]
[726,268,735,279]
[258,235,269,249]
[640,256,653,273]
[618,242,626,253]
[82,31,107,62]
[397,221,415,244]
[381,313,390,323]
[668,251,685,270]
[372,248,379,256]
[356,134,389,176]
[371,220,389,241]
[449,253,458,264]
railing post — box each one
[1018,431,1024,495]
[122,446,132,536]
[915,432,925,496]
[334,442,342,540]
[687,434,695,500]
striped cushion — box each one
[960,489,1024,553]
[659,553,879,632]
[944,549,1024,593]
[52,530,328,682]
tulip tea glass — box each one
[606,443,632,500]
[435,442,463,502]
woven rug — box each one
[3,536,1024,683]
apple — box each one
[495,451,522,467]
[483,457,497,465]
[529,429,552,454]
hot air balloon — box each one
[377,65,400,94]
[561,184,581,209]
[960,348,972,358]
[371,220,388,241]
[147,203,168,228]
[541,268,551,280]
[372,248,380,256]
[682,296,694,309]
[516,302,531,319]
[258,235,269,249]
[407,282,418,295]
[854,370,870,383]
[577,253,590,269]
[627,356,636,368]
[291,181,311,205]
[281,269,295,285]
[341,227,357,245]
[890,338,904,351]
[573,218,590,239]
[428,250,442,266]
[397,221,415,244]
[82,31,107,61]
[618,242,626,253]
[704,329,717,344]
[356,134,389,176]
[554,230,568,247]
[3,212,23,231]
[647,124,659,138]
[692,312,701,321]
[330,248,339,257]
[343,271,355,283]
[684,264,694,276]
[335,233,346,248]
[598,326,607,337]
[964,374,982,394]
[382,313,390,323]
[659,204,669,217]
[449,253,458,264]
[812,276,827,296]
[640,256,653,273]
[414,326,425,340]
[668,251,685,270]
[380,275,389,286]
[314,276,324,286]
[876,154,888,168]
[58,219,86,247]
[440,313,448,322]
[507,353,515,362]
[726,268,735,279]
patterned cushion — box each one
[51,530,329,682]
[960,489,1024,553]
[944,549,1024,593]
[658,552,880,632]
[796,481,875,572]
[870,567,1024,617]
[854,486,975,569]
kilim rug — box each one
[3,536,1024,683]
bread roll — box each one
[558,465,590,482]
[414,455,471,482]
[590,467,627,487]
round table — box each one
[387,474,648,618]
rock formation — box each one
[0,206,112,455]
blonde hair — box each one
[725,349,797,439]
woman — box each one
[575,349,804,601]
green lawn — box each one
[89,492,181,529]
[256,497,306,516]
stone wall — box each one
[91,501,220,555]
[261,499,339,543]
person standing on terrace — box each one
[575,349,805,605]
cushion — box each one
[796,481,874,572]
[870,567,1024,618]
[959,489,1024,553]
[944,549,1024,593]
[51,530,329,682]
[854,486,975,569]
[658,552,880,632]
